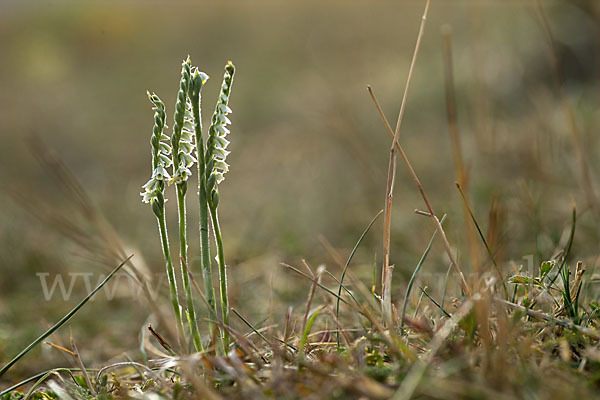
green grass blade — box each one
[335,209,382,350]
[0,254,133,379]
[456,184,509,299]
[231,308,297,352]
[24,369,67,399]
[401,215,446,327]
[0,368,91,397]
[299,306,323,355]
[545,205,577,290]
[420,287,451,318]
[324,270,359,305]
[564,204,577,261]
[231,308,271,346]
[439,263,452,318]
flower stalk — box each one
[142,58,236,355]
[189,68,217,342]
[205,61,235,352]
[170,57,203,352]
[141,93,186,350]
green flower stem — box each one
[209,205,230,352]
[156,208,186,352]
[176,183,203,352]
[169,58,203,353]
[190,83,218,343]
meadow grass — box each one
[2,1,600,399]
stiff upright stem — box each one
[191,90,218,343]
[210,206,230,352]
[156,210,186,351]
[176,184,203,352]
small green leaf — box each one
[509,275,542,286]
[540,260,555,277]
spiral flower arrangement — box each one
[140,93,171,207]
[141,58,235,355]
[204,62,235,350]
[205,61,235,206]
[140,91,186,351]
[170,57,197,187]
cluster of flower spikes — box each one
[205,61,235,207]
[170,57,197,189]
[141,92,172,216]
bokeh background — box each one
[2,0,600,383]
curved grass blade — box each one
[401,215,446,328]
[335,209,383,350]
[324,270,358,305]
[23,369,68,400]
[299,306,324,355]
[0,368,94,397]
[231,308,297,353]
[545,204,576,290]
[420,287,451,318]
[280,263,350,305]
[0,254,133,379]
[439,263,452,318]
[456,183,509,299]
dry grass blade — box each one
[24,139,176,340]
[302,264,324,341]
[180,362,223,400]
[280,263,351,306]
[394,299,474,400]
[231,308,279,349]
[0,368,94,398]
[148,324,175,356]
[381,0,432,322]
[95,361,161,385]
[456,183,509,298]
[496,298,600,340]
[69,336,95,396]
[442,25,481,271]
[43,342,76,357]
[368,86,470,296]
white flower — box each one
[142,177,159,192]
[153,165,171,181]
[140,190,154,203]
[179,151,197,168]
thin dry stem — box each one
[442,25,481,272]
[381,0,432,322]
[70,336,95,396]
[368,86,470,296]
[394,299,474,400]
[44,341,76,357]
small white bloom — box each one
[158,153,173,167]
[213,160,229,173]
[159,142,172,155]
[179,152,197,168]
[213,147,230,159]
[142,177,159,191]
[179,141,194,154]
[140,190,154,203]
[153,165,171,181]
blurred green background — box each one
[1,0,600,383]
